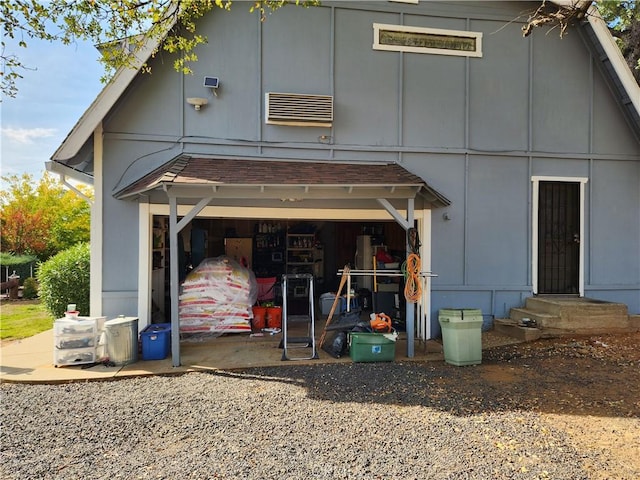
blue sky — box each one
[1,38,104,185]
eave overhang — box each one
[46,160,95,186]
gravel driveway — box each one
[2,333,639,479]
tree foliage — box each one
[38,242,90,318]
[598,0,640,79]
[0,252,37,266]
[1,0,319,98]
[1,1,637,98]
[0,173,92,260]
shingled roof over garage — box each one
[113,156,451,207]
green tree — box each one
[0,206,49,257]
[0,173,91,259]
[598,0,640,80]
[1,0,319,98]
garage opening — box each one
[117,156,450,364]
[151,216,408,325]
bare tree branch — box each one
[522,0,592,38]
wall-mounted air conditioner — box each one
[265,92,333,127]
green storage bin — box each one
[349,332,397,362]
[438,309,483,366]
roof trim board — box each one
[584,6,640,136]
[45,160,95,186]
[587,6,640,112]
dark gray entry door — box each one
[538,181,580,294]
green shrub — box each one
[38,243,90,318]
[22,277,39,299]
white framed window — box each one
[373,23,483,57]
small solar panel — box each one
[203,76,219,88]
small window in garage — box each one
[373,23,483,57]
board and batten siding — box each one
[96,1,639,325]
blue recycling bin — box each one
[141,323,171,360]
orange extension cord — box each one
[403,253,422,303]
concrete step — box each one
[525,296,628,317]
[494,319,542,342]
[512,298,635,336]
[509,308,560,327]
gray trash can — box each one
[104,316,138,365]
[438,309,483,366]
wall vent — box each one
[265,92,333,127]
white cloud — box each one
[1,127,57,144]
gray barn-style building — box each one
[49,1,640,366]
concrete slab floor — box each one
[0,322,522,384]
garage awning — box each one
[122,156,449,367]
[113,156,450,207]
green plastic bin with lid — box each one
[348,331,398,362]
[438,309,483,366]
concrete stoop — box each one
[499,296,636,340]
[494,319,543,342]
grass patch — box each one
[0,299,54,341]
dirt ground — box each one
[479,331,640,479]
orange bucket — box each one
[252,306,267,330]
[266,306,282,329]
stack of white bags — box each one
[179,256,257,334]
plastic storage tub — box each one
[53,317,99,367]
[320,293,338,315]
[54,347,96,366]
[320,292,346,315]
[54,318,96,336]
[438,309,483,366]
[141,323,171,360]
[348,331,397,362]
